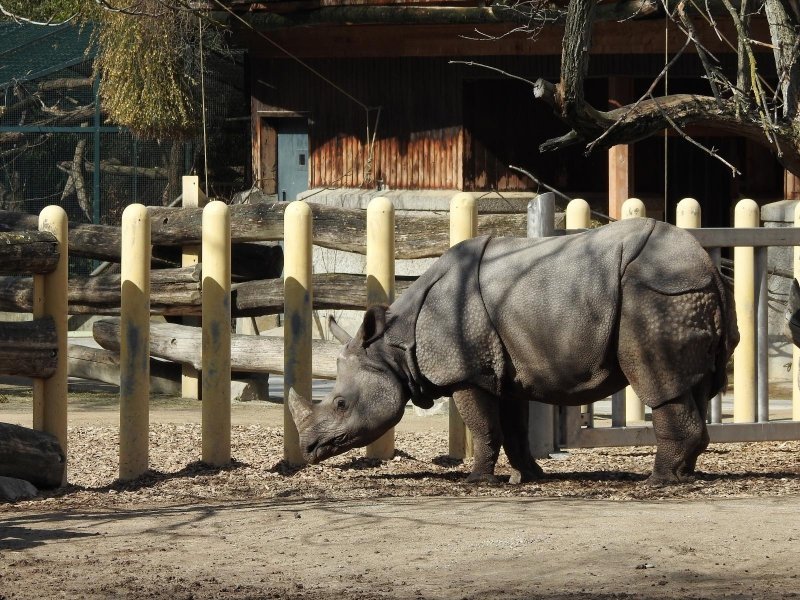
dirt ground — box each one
[1,385,800,599]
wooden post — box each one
[283,201,312,465]
[182,176,207,399]
[621,198,646,424]
[119,204,151,481]
[785,170,800,200]
[608,78,634,221]
[566,198,590,230]
[676,197,701,229]
[32,205,68,484]
[202,201,232,466]
[527,193,556,458]
[566,199,591,423]
[448,192,476,460]
[365,197,396,460]
[795,202,800,421]
[734,198,759,423]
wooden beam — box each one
[0,266,202,316]
[0,231,59,275]
[93,318,341,379]
[68,344,181,395]
[0,318,57,378]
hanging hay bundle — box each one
[92,1,202,140]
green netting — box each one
[0,23,250,275]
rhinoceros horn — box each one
[287,388,315,431]
[328,316,353,344]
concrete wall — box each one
[761,200,796,383]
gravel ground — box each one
[8,418,800,509]
[2,391,800,600]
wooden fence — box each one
[4,190,800,480]
[0,206,68,488]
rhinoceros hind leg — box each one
[452,388,502,483]
[647,389,708,486]
[500,398,544,484]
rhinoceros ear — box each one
[328,316,353,344]
[360,305,389,347]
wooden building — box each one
[230,2,785,224]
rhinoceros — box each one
[288,217,739,486]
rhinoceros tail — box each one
[712,266,739,396]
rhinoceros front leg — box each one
[498,398,544,484]
[648,390,709,486]
[452,388,502,484]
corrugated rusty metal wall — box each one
[250,53,732,192]
[252,57,463,190]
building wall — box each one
[251,57,464,190]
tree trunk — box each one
[0,231,59,275]
[93,318,340,379]
[0,317,57,378]
[0,423,65,489]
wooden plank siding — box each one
[252,57,463,190]
[249,53,771,196]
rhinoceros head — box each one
[288,305,409,463]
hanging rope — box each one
[663,11,669,222]
[199,14,209,196]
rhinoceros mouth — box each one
[304,433,353,464]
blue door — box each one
[277,119,309,202]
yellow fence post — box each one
[621,198,646,424]
[795,202,800,421]
[366,197,396,459]
[676,197,701,229]
[202,201,232,466]
[734,198,759,423]
[448,192,477,459]
[284,201,313,465]
[566,199,591,421]
[33,205,68,484]
[182,176,207,400]
[566,198,590,230]
[119,204,151,481]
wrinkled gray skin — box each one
[289,218,739,486]
[784,278,800,348]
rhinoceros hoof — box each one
[508,469,543,485]
[644,472,694,487]
[465,472,502,485]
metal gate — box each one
[561,224,800,448]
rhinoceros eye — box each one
[335,397,348,412]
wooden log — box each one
[149,202,526,259]
[93,318,341,379]
[0,231,59,274]
[0,204,525,260]
[60,160,169,180]
[0,422,65,489]
[0,210,283,275]
[233,273,416,316]
[0,317,57,378]
[68,344,182,395]
[0,266,202,316]
[0,271,414,317]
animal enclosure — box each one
[2,188,800,484]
